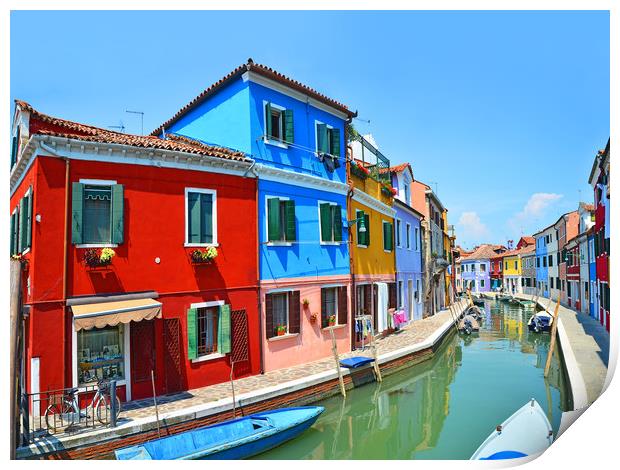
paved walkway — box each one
[121,304,461,420]
[516,293,609,405]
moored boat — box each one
[114,406,324,460]
[470,399,553,460]
[527,311,553,333]
[459,314,480,335]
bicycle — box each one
[43,378,122,434]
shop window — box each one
[186,188,217,245]
[78,324,125,385]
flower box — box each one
[350,163,369,180]
[84,248,115,268]
[190,246,218,264]
[275,325,287,336]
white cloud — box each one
[517,193,564,220]
[458,211,490,239]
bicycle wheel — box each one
[44,400,76,434]
[96,394,122,424]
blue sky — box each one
[10,10,609,249]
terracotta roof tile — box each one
[150,59,356,136]
[379,163,410,174]
[461,244,507,260]
[17,100,248,162]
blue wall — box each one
[258,179,349,280]
[394,204,423,321]
[461,260,491,292]
[535,235,548,297]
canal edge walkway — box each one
[17,300,469,459]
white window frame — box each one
[184,187,218,248]
[356,209,368,248]
[406,223,411,250]
[318,200,341,246]
[76,179,119,249]
[397,280,404,309]
[266,290,293,338]
[263,101,288,149]
[396,219,402,247]
[416,279,421,303]
[314,119,335,156]
[382,219,393,253]
[190,300,226,362]
[265,195,293,247]
[414,226,419,251]
[72,319,131,400]
[321,286,342,329]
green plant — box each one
[302,298,310,308]
[276,324,287,335]
[84,248,115,267]
[191,246,218,263]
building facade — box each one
[460,244,506,293]
[490,253,504,291]
[556,211,579,305]
[522,250,537,295]
[154,60,356,371]
[534,225,555,298]
[565,235,581,310]
[10,101,262,403]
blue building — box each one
[153,59,357,371]
[534,227,551,297]
[391,164,424,322]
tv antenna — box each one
[428,181,439,195]
[126,110,145,135]
[108,121,125,133]
[354,117,371,124]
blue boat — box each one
[115,406,324,460]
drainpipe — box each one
[346,143,356,351]
[254,163,264,375]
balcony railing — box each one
[348,132,391,183]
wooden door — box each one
[130,320,156,400]
[163,318,184,395]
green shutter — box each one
[200,193,213,244]
[217,304,231,354]
[284,109,294,143]
[364,213,370,246]
[357,211,365,246]
[383,223,389,251]
[320,203,332,242]
[71,182,83,244]
[11,136,17,168]
[187,308,198,360]
[265,103,272,138]
[284,199,296,241]
[25,189,33,249]
[317,124,328,153]
[333,205,343,242]
[388,223,394,251]
[330,128,341,157]
[188,191,201,243]
[267,197,281,242]
[18,198,26,253]
[111,184,124,244]
[10,212,16,255]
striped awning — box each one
[72,298,162,331]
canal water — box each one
[254,299,572,460]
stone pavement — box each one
[516,293,609,405]
[121,303,462,420]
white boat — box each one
[527,311,554,333]
[470,399,553,460]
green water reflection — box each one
[254,300,572,460]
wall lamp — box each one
[348,216,366,233]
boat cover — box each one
[340,357,374,368]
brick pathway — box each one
[122,304,461,420]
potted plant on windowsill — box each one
[302,298,310,309]
[328,315,336,327]
[309,312,318,324]
[84,248,115,268]
[190,246,218,264]
[276,325,287,336]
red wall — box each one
[18,155,261,400]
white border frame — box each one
[184,187,218,248]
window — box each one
[356,210,370,247]
[589,239,595,262]
[414,227,419,251]
[556,277,560,289]
[397,281,404,308]
[396,219,401,247]
[14,187,33,254]
[321,287,338,327]
[72,182,124,245]
[537,257,540,268]
[481,279,485,288]
[11,127,20,168]
[548,255,553,267]
[10,208,18,256]
[543,256,547,267]
[265,291,300,338]
[319,202,343,243]
[415,279,421,302]
[267,197,296,243]
[505,262,508,270]
[186,189,217,245]
[557,252,561,265]
[480,263,486,272]
[187,303,231,359]
[316,122,341,157]
[403,183,410,204]
[550,277,554,289]
[77,324,125,385]
[514,261,518,270]
[264,102,293,144]
[383,221,394,251]
[406,224,411,249]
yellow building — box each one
[502,249,522,294]
[348,149,396,342]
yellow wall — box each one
[503,255,521,275]
[442,211,451,303]
[350,173,395,276]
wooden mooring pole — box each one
[151,370,161,438]
[544,297,561,377]
[329,329,346,398]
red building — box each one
[490,253,504,290]
[10,101,261,404]
[588,139,610,331]
[565,236,581,310]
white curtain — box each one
[376,282,388,332]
